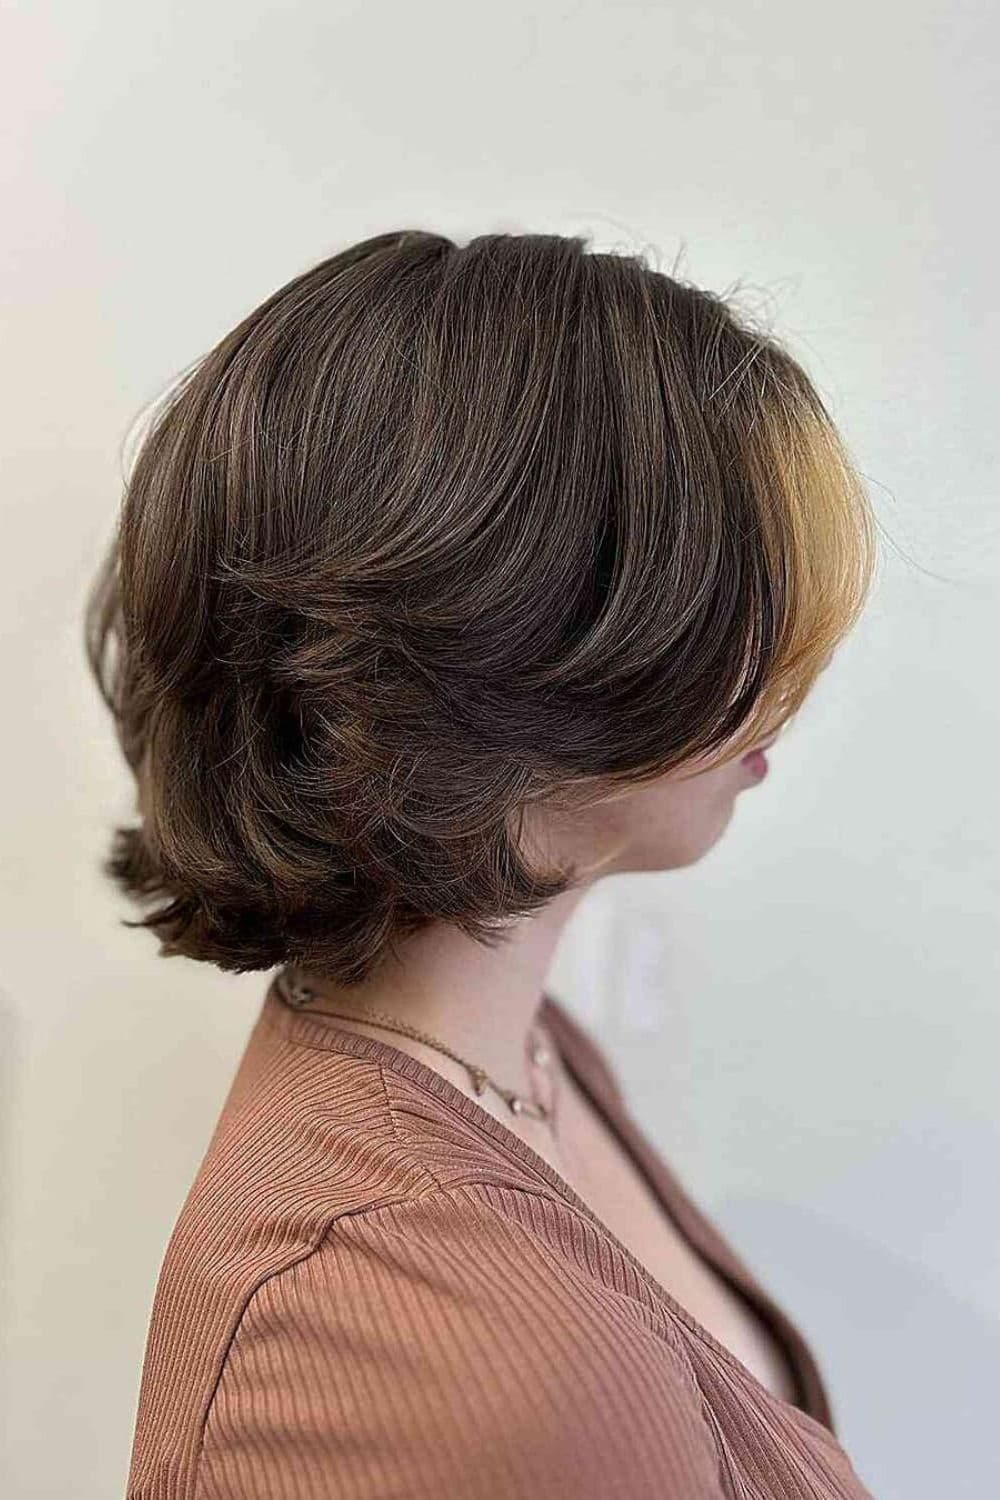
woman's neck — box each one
[289,885,588,1122]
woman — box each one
[86,229,879,1498]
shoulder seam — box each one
[192,1232,325,1498]
[191,1180,516,1493]
[377,1061,444,1192]
[191,1178,462,1498]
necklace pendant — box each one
[508,1093,550,1121]
[469,1066,488,1096]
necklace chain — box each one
[276,967,557,1125]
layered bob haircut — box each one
[85,230,878,985]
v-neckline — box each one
[264,977,833,1432]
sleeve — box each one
[195,1182,727,1499]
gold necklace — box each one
[276,966,558,1125]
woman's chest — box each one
[551,1080,799,1406]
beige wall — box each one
[2,3,997,1496]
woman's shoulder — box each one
[145,985,610,1344]
[130,1167,720,1499]
[126,990,715,1497]
[146,982,641,1403]
[120,1000,546,1485]
[145,993,448,1332]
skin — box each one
[290,723,782,1173]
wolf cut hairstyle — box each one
[84,229,877,985]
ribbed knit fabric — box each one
[126,978,875,1499]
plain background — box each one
[2,4,997,1497]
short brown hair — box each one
[84,230,878,985]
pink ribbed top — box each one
[126,978,874,1498]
